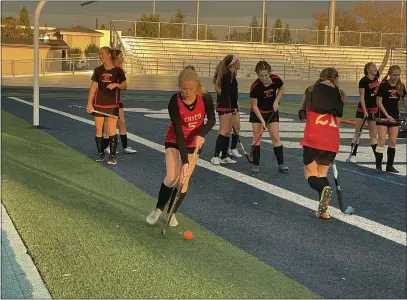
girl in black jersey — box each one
[348,45,390,163]
[249,61,288,173]
[211,54,241,165]
[375,65,407,173]
[146,66,216,226]
[87,46,127,165]
[102,49,137,155]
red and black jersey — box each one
[357,76,381,112]
[165,92,216,163]
[91,65,126,108]
[249,75,284,113]
[377,81,406,119]
[300,83,343,153]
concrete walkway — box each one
[1,204,51,299]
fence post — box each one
[250,28,253,43]
[208,60,211,76]
[228,26,231,41]
[380,33,383,48]
[283,63,286,79]
[11,60,15,76]
[72,59,75,74]
[205,25,208,40]
[359,32,362,47]
[308,63,310,80]
[181,23,184,39]
[158,22,161,38]
[156,59,158,75]
[134,21,137,37]
[42,59,45,76]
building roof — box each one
[1,37,69,49]
[49,26,103,36]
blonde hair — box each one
[178,65,206,96]
[382,65,404,95]
[212,54,235,88]
[99,46,113,63]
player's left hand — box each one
[195,136,205,148]
[106,83,117,90]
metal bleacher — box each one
[120,36,406,82]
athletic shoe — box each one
[169,214,178,227]
[146,209,162,225]
[386,166,399,173]
[211,156,221,165]
[375,167,384,173]
[105,148,118,154]
[220,157,237,164]
[123,147,137,154]
[96,153,105,162]
[349,155,357,163]
[317,186,332,217]
[315,211,331,219]
[252,165,260,173]
[228,148,242,158]
[107,154,117,165]
[278,164,289,173]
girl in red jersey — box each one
[211,54,241,165]
[298,68,344,219]
[348,45,390,163]
[146,66,216,226]
[249,60,288,173]
[102,49,137,155]
[375,65,407,173]
[87,46,127,165]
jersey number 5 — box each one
[188,122,197,129]
[315,114,337,128]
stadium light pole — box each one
[33,0,47,127]
[328,0,336,47]
[196,0,200,40]
[261,0,265,44]
[152,1,156,14]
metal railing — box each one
[111,19,406,49]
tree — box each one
[282,24,292,43]
[100,24,106,30]
[1,17,25,38]
[136,13,160,37]
[270,18,283,43]
[67,47,83,57]
[189,26,216,40]
[227,30,250,42]
[84,44,100,57]
[19,6,31,37]
[249,16,261,43]
[161,8,185,38]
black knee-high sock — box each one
[120,134,128,149]
[95,136,103,154]
[371,144,377,158]
[214,134,224,157]
[167,187,178,213]
[308,176,328,198]
[387,147,396,167]
[352,143,359,156]
[376,152,383,169]
[156,183,175,211]
[221,136,230,159]
[273,145,284,165]
[109,135,118,155]
[252,145,260,165]
[173,192,187,213]
[231,132,238,150]
[102,137,110,150]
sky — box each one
[1,1,359,31]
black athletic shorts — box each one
[217,108,240,116]
[355,110,376,121]
[165,142,203,155]
[249,111,279,124]
[376,111,401,127]
[119,102,124,109]
[93,107,119,118]
[303,146,336,166]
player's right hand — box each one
[363,111,369,119]
[87,104,93,113]
[261,119,267,130]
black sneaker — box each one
[96,152,105,162]
[278,164,289,173]
[386,165,399,173]
[107,154,117,165]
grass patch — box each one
[1,111,319,299]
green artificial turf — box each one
[2,110,320,298]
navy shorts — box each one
[303,146,336,166]
[249,111,279,124]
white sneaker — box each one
[146,209,162,225]
[220,157,237,164]
[123,147,137,154]
[211,156,221,165]
[350,156,357,163]
[104,147,110,154]
[228,148,242,158]
[169,214,178,227]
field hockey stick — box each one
[346,116,368,162]
[332,161,355,215]
[162,147,200,236]
[68,104,119,119]
[232,128,254,163]
[246,111,276,160]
